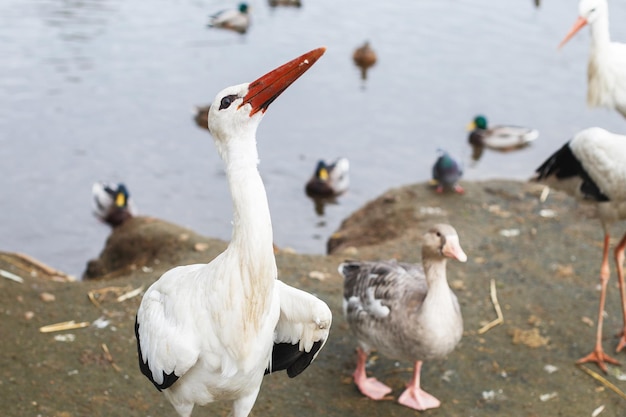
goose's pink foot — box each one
[352,347,392,400]
[396,361,441,411]
[354,374,392,400]
[398,385,441,411]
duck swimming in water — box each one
[207,3,250,35]
[305,157,350,198]
[467,115,539,151]
[353,41,377,81]
[92,182,136,227]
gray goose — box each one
[338,224,467,411]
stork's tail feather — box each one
[534,142,579,181]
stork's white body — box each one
[135,48,331,417]
[535,126,626,371]
[548,128,626,203]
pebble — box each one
[39,292,55,302]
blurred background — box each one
[1,0,625,276]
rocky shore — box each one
[2,180,626,417]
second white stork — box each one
[559,0,626,119]
[534,127,626,372]
[134,47,332,417]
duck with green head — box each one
[92,182,137,227]
[467,115,539,151]
[207,3,250,35]
[305,157,350,198]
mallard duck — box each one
[534,127,626,371]
[559,0,626,119]
[268,0,301,7]
[467,115,539,151]
[207,3,250,35]
[305,157,350,198]
[193,104,210,131]
[339,224,467,410]
[92,182,136,227]
[431,150,463,194]
[353,41,377,81]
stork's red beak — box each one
[558,16,588,48]
[241,47,326,116]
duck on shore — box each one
[92,182,136,227]
[431,150,463,194]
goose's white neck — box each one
[420,257,458,328]
[423,258,449,290]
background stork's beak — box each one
[242,47,326,116]
[558,16,588,49]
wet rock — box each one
[83,216,226,280]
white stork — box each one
[134,47,332,417]
[534,127,626,372]
[559,0,626,119]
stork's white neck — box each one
[220,136,274,256]
[589,12,611,50]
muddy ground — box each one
[2,180,626,417]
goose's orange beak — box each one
[242,47,326,116]
[442,236,468,262]
[559,16,588,48]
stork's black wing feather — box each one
[135,316,179,391]
[264,341,323,378]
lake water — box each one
[1,0,625,277]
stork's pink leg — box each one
[397,361,441,411]
[453,184,465,194]
[577,234,620,372]
[614,232,626,353]
[352,347,392,400]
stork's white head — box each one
[579,0,607,24]
[559,0,608,48]
[207,47,326,147]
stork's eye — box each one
[219,95,238,110]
